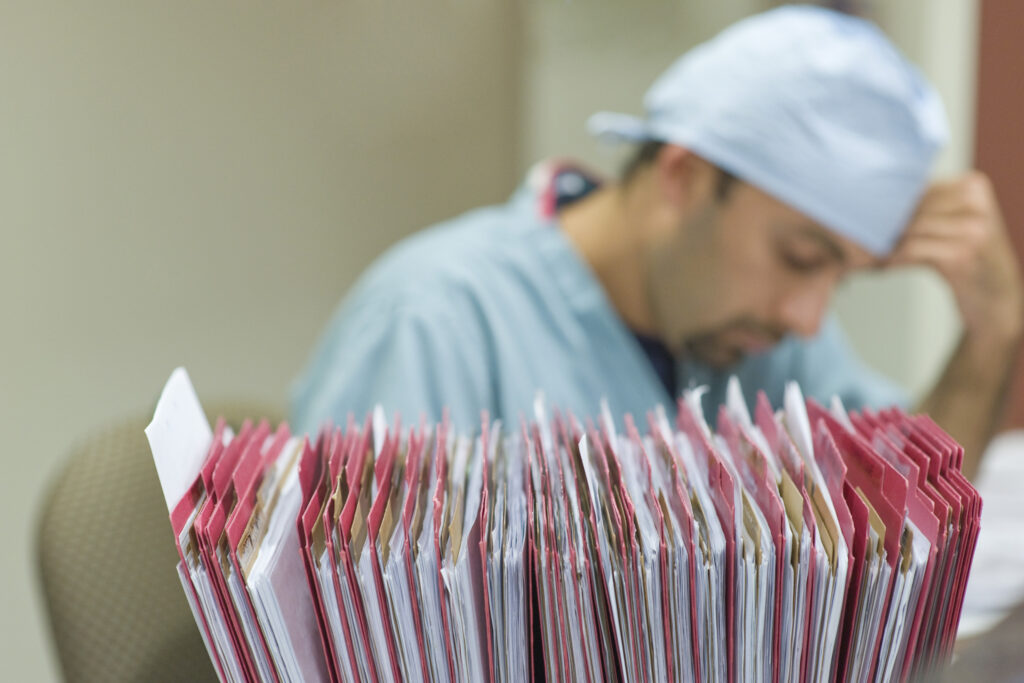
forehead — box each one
[731,181,881,269]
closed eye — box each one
[779,248,831,273]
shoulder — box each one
[349,200,549,319]
[319,203,535,356]
[290,249,498,433]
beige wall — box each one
[522,0,977,400]
[0,2,519,679]
[521,0,763,176]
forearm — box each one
[916,329,1022,480]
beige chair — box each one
[37,402,280,683]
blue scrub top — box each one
[290,162,907,436]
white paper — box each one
[145,367,213,512]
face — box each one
[644,158,880,368]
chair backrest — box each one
[37,402,279,682]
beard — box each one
[681,317,787,368]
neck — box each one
[559,183,659,336]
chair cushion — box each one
[37,402,280,682]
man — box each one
[291,6,1022,479]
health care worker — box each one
[291,6,1023,480]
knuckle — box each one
[965,216,989,242]
[964,172,994,207]
[969,169,992,189]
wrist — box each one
[964,284,1024,353]
[961,319,1023,372]
[990,298,1024,349]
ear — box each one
[653,144,717,212]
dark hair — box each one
[619,139,738,200]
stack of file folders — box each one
[146,368,981,683]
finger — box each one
[915,180,968,213]
[902,215,985,241]
[887,235,966,274]
[915,172,994,216]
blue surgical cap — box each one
[587,5,948,256]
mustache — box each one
[690,318,788,346]
[681,318,788,367]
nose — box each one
[776,280,833,338]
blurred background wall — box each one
[0,2,521,679]
[0,1,979,679]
